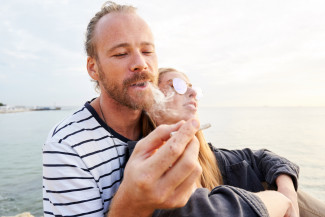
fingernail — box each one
[191,119,199,129]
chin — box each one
[181,113,197,121]
[131,93,154,108]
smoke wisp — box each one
[147,83,180,123]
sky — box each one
[0,0,325,107]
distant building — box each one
[0,105,29,113]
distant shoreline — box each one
[0,106,61,114]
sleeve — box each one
[42,141,104,217]
[153,186,269,217]
[228,148,300,190]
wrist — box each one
[276,174,295,191]
[255,191,292,217]
[108,182,154,217]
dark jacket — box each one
[153,186,269,217]
[211,145,299,192]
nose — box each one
[130,51,148,72]
[187,86,197,99]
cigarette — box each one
[198,123,211,131]
[170,123,211,136]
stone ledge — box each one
[1,212,35,217]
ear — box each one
[87,56,99,81]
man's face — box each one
[94,12,158,110]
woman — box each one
[155,67,298,196]
[145,67,325,217]
[127,68,299,217]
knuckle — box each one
[195,163,203,176]
[180,124,194,137]
[190,137,200,152]
[135,172,154,189]
[153,189,169,205]
[183,158,197,171]
[163,189,192,209]
[156,124,169,133]
[192,136,199,145]
[168,143,182,157]
[179,197,189,207]
[164,199,178,208]
[178,120,186,125]
[152,193,164,205]
[174,194,191,208]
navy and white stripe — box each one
[43,101,130,217]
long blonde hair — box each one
[155,68,223,190]
[196,130,223,190]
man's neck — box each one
[91,95,142,141]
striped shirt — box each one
[43,101,130,217]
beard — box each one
[98,65,157,110]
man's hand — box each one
[108,119,201,217]
[276,174,299,216]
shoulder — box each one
[43,103,101,150]
[209,143,255,163]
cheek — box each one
[103,63,128,82]
[168,95,184,110]
[148,53,158,65]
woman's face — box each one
[158,71,198,124]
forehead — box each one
[160,71,190,85]
[94,12,155,51]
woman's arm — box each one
[214,147,300,215]
[213,147,300,191]
[154,186,298,217]
[262,150,298,186]
[276,174,299,216]
[252,149,299,215]
[255,190,298,217]
[240,148,300,190]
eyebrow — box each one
[107,42,155,53]
[141,42,155,48]
[167,78,192,86]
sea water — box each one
[0,106,324,216]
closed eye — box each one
[142,51,153,55]
[113,53,127,57]
[142,51,154,55]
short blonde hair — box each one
[85,1,137,91]
[85,1,136,59]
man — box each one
[43,2,202,217]
[43,2,298,217]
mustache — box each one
[123,72,156,86]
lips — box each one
[124,72,155,87]
[130,80,149,87]
[185,101,197,109]
[131,82,145,87]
